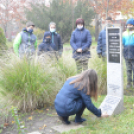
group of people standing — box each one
[13,18,92,73]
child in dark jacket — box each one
[54,69,108,125]
[38,33,52,55]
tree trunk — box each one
[95,14,100,41]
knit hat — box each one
[126,18,134,26]
[44,32,51,38]
[26,21,35,27]
[76,18,85,26]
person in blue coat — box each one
[70,18,92,73]
[122,18,134,89]
[38,22,63,59]
[54,69,108,125]
[97,17,113,59]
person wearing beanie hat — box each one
[70,18,92,73]
[123,18,134,89]
[13,21,37,58]
[39,22,63,60]
[38,32,53,56]
[97,17,113,60]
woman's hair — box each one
[75,18,85,26]
[69,69,98,101]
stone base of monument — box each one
[52,122,84,133]
[99,95,124,115]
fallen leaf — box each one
[31,112,34,115]
[11,121,15,124]
[53,113,57,115]
[28,116,33,120]
[4,123,9,127]
[39,124,47,130]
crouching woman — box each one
[54,69,108,124]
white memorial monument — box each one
[100,27,124,115]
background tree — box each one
[25,0,95,43]
[0,0,27,37]
[88,0,123,41]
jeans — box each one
[125,59,134,83]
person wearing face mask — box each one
[97,17,113,60]
[41,22,63,59]
[13,21,37,58]
[70,18,92,73]
[38,33,53,55]
[122,18,134,89]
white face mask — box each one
[77,25,83,30]
[50,28,56,33]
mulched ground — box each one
[0,107,62,134]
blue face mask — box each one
[27,28,33,33]
[50,28,56,33]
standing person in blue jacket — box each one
[70,18,92,73]
[13,21,37,58]
[38,22,63,59]
[122,18,134,89]
[55,69,108,125]
[97,17,113,59]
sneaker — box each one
[74,117,86,123]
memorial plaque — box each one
[108,29,120,63]
[100,27,124,115]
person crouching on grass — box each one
[54,69,108,125]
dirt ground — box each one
[0,106,65,134]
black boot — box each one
[58,116,70,125]
[126,82,132,89]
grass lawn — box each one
[63,95,134,134]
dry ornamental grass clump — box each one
[0,51,76,112]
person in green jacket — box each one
[13,21,37,58]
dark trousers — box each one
[60,99,86,120]
[125,59,134,83]
[75,103,86,118]
[75,58,89,73]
